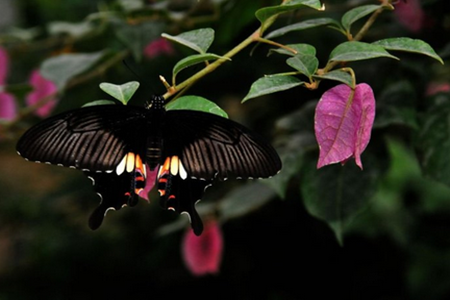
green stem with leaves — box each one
[162,28,262,100]
[322,0,393,74]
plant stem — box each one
[162,28,261,99]
[256,37,298,54]
[322,1,393,74]
[353,1,393,42]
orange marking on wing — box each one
[135,154,143,170]
[163,157,170,171]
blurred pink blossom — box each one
[0,46,16,121]
[26,70,58,117]
[0,92,17,120]
[0,46,9,84]
[144,38,175,59]
[394,0,424,33]
[426,82,450,96]
[182,219,223,276]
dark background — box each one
[0,0,450,299]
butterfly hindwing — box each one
[16,105,148,172]
[163,110,281,181]
[157,156,211,235]
[87,152,147,230]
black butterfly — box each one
[16,95,281,235]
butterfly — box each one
[16,95,282,235]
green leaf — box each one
[264,101,318,198]
[118,0,144,11]
[313,69,354,87]
[162,28,214,54]
[40,51,105,90]
[341,5,381,33]
[286,54,318,79]
[220,182,277,221]
[114,20,164,61]
[301,152,384,245]
[47,20,94,38]
[99,81,140,105]
[82,100,117,107]
[242,75,304,103]
[373,37,444,64]
[256,0,324,33]
[172,53,227,83]
[166,95,228,118]
[265,17,341,39]
[417,98,450,187]
[269,43,316,57]
[329,41,398,63]
[373,80,418,129]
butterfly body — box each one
[17,95,281,235]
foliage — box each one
[0,0,449,299]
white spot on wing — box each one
[87,176,95,185]
[126,152,135,173]
[116,154,127,175]
[178,159,188,180]
[181,211,192,223]
[104,207,116,216]
[170,156,179,176]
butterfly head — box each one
[147,95,166,110]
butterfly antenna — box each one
[122,59,143,81]
[122,59,158,103]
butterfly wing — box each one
[163,110,282,181]
[86,151,147,230]
[16,105,148,172]
[158,110,281,235]
[157,157,211,236]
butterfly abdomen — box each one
[146,137,163,170]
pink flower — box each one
[144,38,175,59]
[138,164,158,201]
[182,219,223,276]
[426,82,450,96]
[394,0,424,33]
[0,92,17,120]
[315,83,376,169]
[0,46,16,121]
[26,70,58,117]
[0,47,9,84]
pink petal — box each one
[426,82,450,96]
[394,0,424,33]
[0,46,9,84]
[144,38,175,59]
[138,164,158,201]
[0,92,17,120]
[315,83,375,169]
[26,70,58,117]
[182,219,223,276]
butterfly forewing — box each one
[16,105,148,172]
[163,110,281,181]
